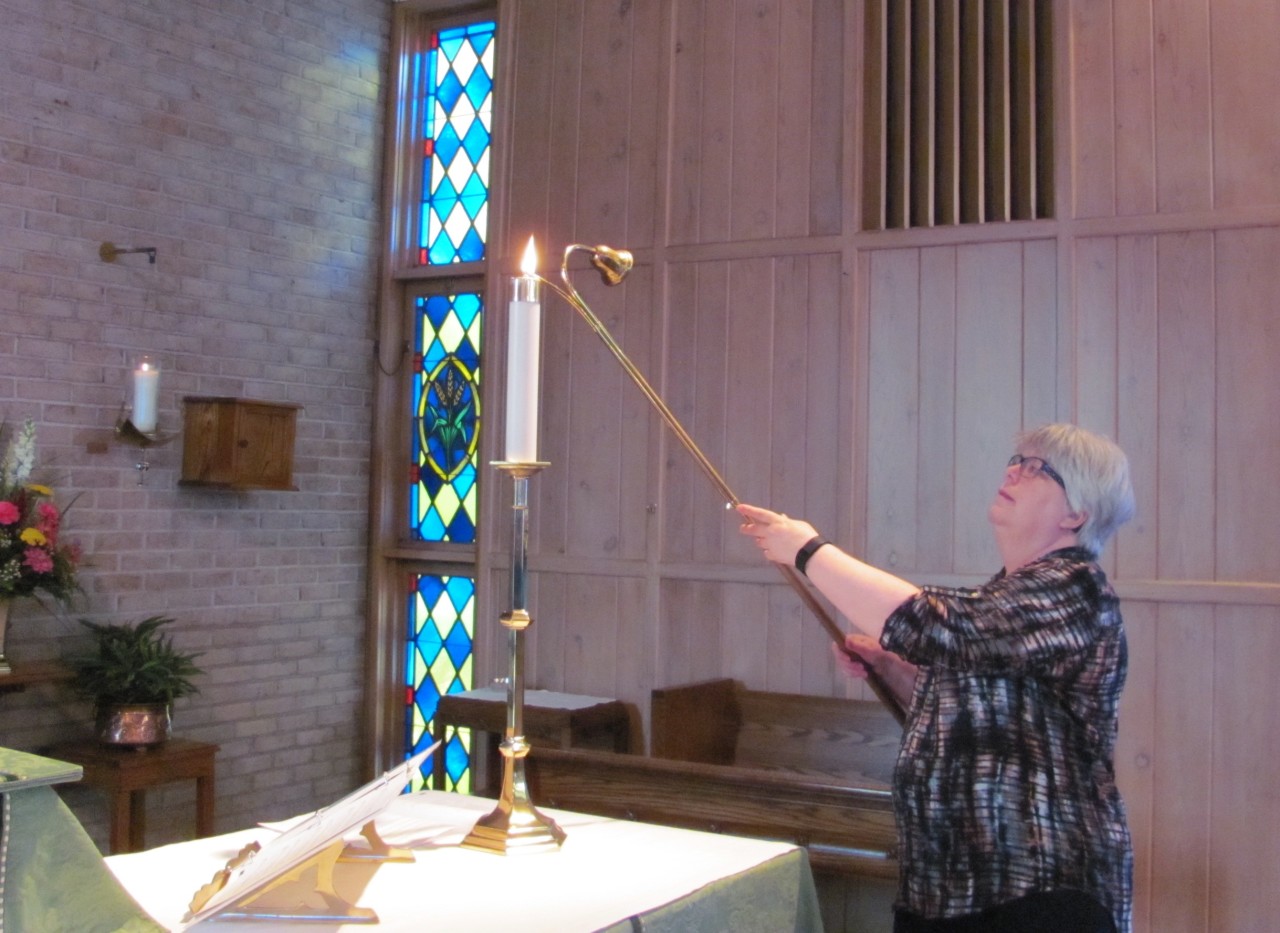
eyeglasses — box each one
[1007,453,1067,493]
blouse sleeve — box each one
[880,555,1115,677]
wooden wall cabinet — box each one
[179,397,301,491]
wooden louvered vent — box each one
[862,0,1054,230]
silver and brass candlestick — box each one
[461,460,565,853]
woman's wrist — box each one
[794,535,830,576]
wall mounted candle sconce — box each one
[114,355,175,484]
[99,242,157,264]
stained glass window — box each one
[410,291,482,543]
[405,573,475,792]
[398,14,494,795]
[419,21,495,265]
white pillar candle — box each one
[504,238,542,463]
[131,356,160,433]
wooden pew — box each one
[526,678,902,880]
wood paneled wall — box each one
[483,1,1280,930]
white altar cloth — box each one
[106,789,820,932]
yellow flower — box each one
[20,527,47,546]
[26,484,52,496]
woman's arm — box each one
[737,503,920,641]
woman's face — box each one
[988,450,1080,556]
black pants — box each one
[893,889,1116,933]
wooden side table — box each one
[434,687,630,794]
[44,738,219,854]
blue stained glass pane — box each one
[444,733,470,784]
[438,34,466,61]
[460,176,488,218]
[406,573,476,792]
[436,73,464,114]
[457,228,485,263]
[417,20,495,266]
[428,236,457,266]
[465,70,493,111]
[462,122,490,163]
[434,124,462,166]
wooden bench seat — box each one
[527,678,903,879]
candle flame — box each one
[520,237,538,276]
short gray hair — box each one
[1017,423,1136,557]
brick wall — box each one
[0,0,390,849]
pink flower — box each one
[0,501,18,525]
[36,501,59,541]
[23,547,53,574]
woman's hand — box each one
[833,633,918,710]
[736,503,819,568]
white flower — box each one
[2,420,36,490]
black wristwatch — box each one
[794,535,830,576]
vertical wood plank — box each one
[622,0,664,246]
[698,0,736,242]
[861,0,887,231]
[803,254,846,540]
[770,255,814,516]
[725,258,775,514]
[1114,235,1160,580]
[1068,0,1116,217]
[982,0,1010,221]
[658,579,726,692]
[916,246,957,571]
[1008,0,1035,219]
[1073,236,1119,428]
[562,575,619,697]
[934,1,960,226]
[885,0,910,228]
[1210,606,1280,933]
[730,0,780,241]
[1155,232,1215,579]
[662,260,700,564]
[953,242,1023,574]
[1149,605,1213,933]
[1032,0,1054,219]
[1151,0,1213,212]
[507,1,559,234]
[909,0,935,227]
[668,0,706,244]
[866,249,921,575]
[1112,0,1157,216]
[576,0,634,243]
[1020,239,1059,429]
[958,0,984,223]
[1214,227,1280,581]
[810,0,844,235]
[777,0,814,238]
[1210,0,1280,208]
[1115,600,1157,933]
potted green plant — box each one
[68,616,203,746]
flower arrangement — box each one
[0,420,80,604]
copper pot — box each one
[96,704,171,746]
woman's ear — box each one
[1062,508,1088,534]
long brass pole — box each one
[546,247,907,727]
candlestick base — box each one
[460,741,565,855]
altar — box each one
[105,789,822,932]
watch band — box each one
[794,535,830,576]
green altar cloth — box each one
[0,747,161,933]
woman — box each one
[739,423,1135,933]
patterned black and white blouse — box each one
[881,546,1132,933]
